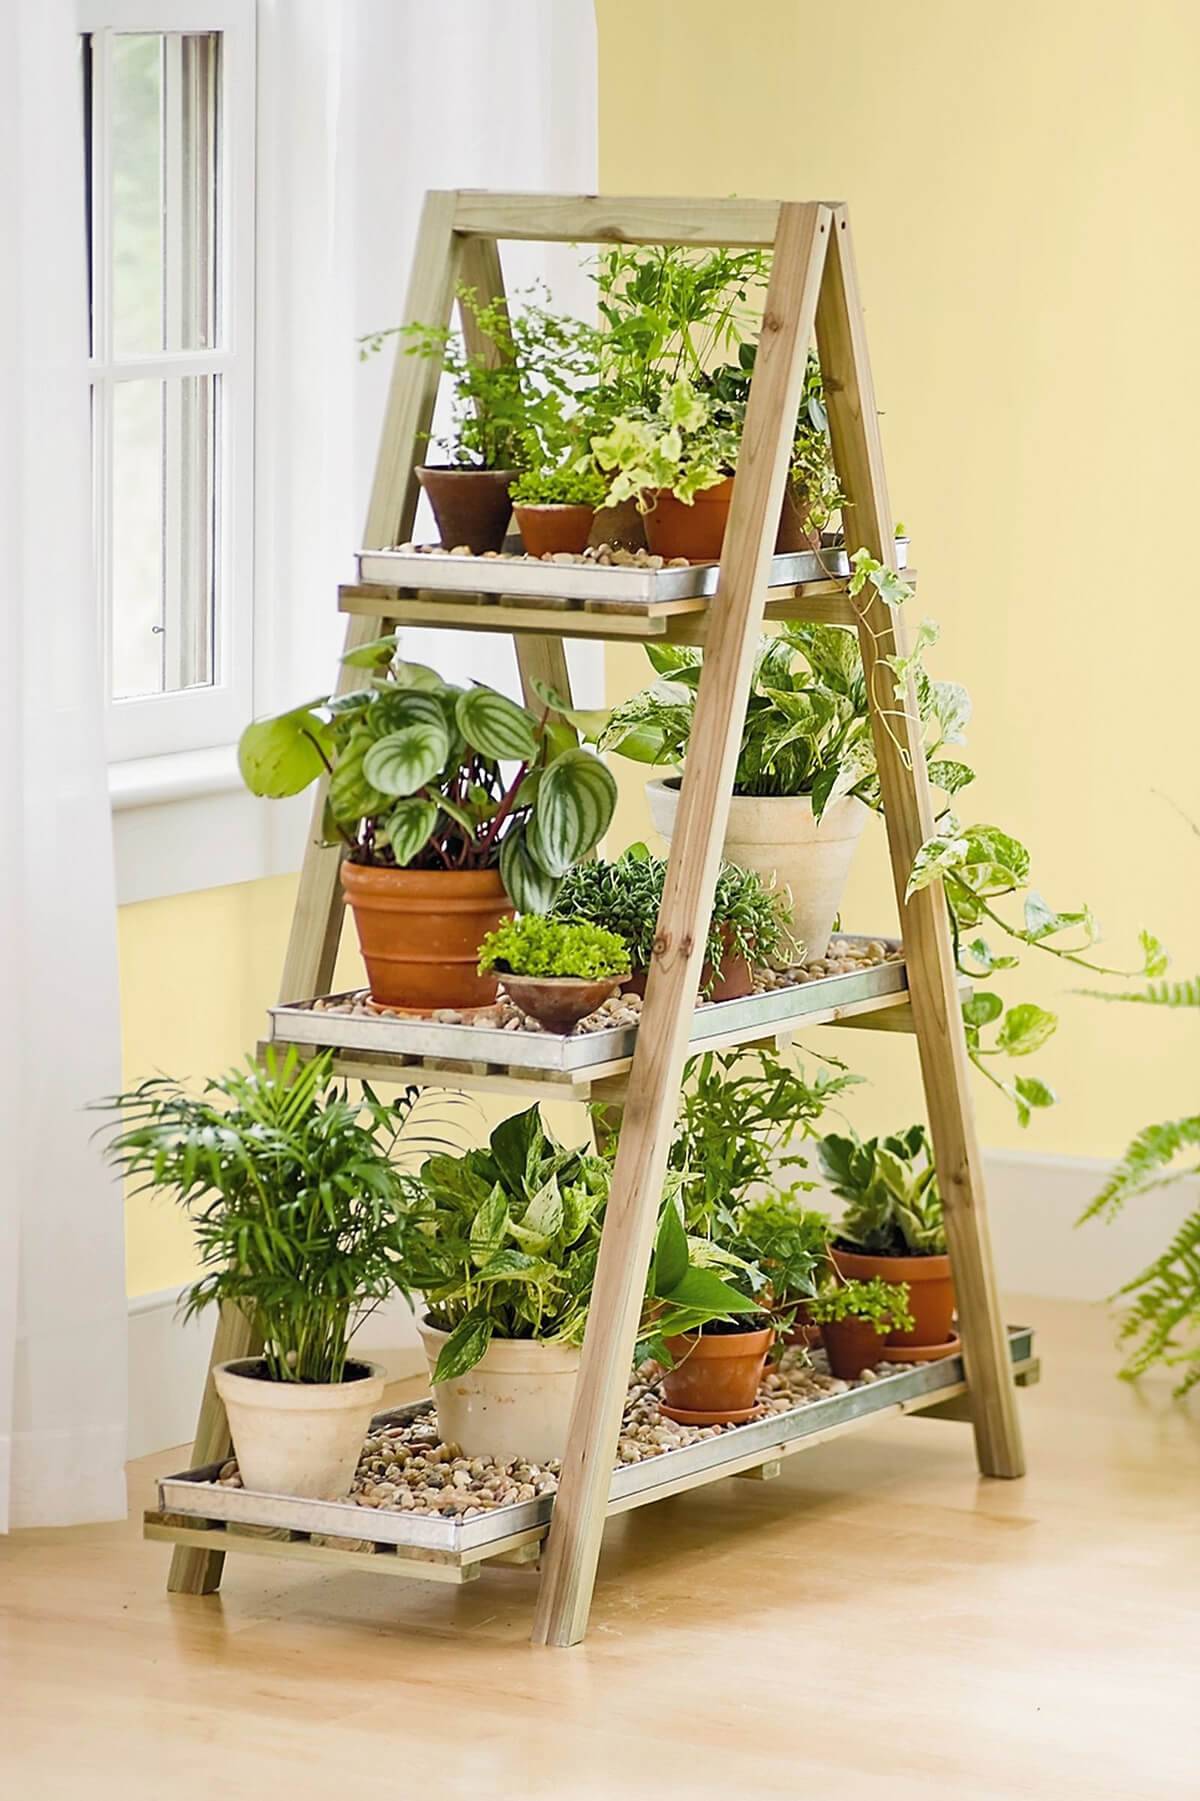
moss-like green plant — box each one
[806,1277,913,1334]
[511,465,607,508]
[478,914,630,981]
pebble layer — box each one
[391,540,693,570]
[214,1346,908,1518]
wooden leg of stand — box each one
[166,1303,261,1595]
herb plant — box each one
[592,378,738,509]
[817,1125,946,1256]
[238,637,616,912]
[733,1194,833,1305]
[95,1049,443,1385]
[511,464,608,508]
[478,915,630,981]
[806,1277,914,1334]
[593,243,770,410]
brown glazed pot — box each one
[642,477,736,563]
[415,466,516,553]
[659,1323,772,1425]
[499,973,621,1034]
[588,497,647,551]
[830,1244,956,1348]
[514,503,597,559]
[340,862,511,1011]
[820,1315,890,1380]
[775,480,823,554]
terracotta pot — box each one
[514,502,596,559]
[415,466,516,553]
[785,1299,824,1348]
[819,1316,889,1381]
[643,477,736,563]
[775,480,823,554]
[647,778,869,963]
[340,862,511,1011]
[831,1243,955,1348]
[588,497,647,551]
[213,1357,385,1500]
[499,973,621,1033]
[417,1320,581,1463]
[622,927,754,1003]
[659,1323,772,1425]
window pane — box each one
[111,375,217,700]
[110,33,218,355]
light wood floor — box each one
[1,1296,1196,1800]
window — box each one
[83,1,254,765]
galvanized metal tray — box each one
[268,939,909,1076]
[157,1327,1034,1558]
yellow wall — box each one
[598,0,1200,1156]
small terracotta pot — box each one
[622,928,754,1004]
[775,480,823,554]
[785,1299,824,1348]
[642,477,736,563]
[831,1244,955,1348]
[588,497,647,551]
[415,466,516,553]
[820,1315,889,1381]
[659,1323,772,1424]
[340,862,511,1011]
[514,502,596,559]
[499,973,621,1033]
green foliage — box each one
[732,1193,832,1307]
[703,344,843,532]
[638,1195,761,1366]
[478,915,630,981]
[550,842,794,978]
[593,242,770,408]
[238,646,615,911]
[592,378,737,508]
[95,1049,444,1384]
[806,1277,914,1333]
[817,1125,946,1256]
[511,465,608,507]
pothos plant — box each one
[237,635,616,912]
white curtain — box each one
[0,3,127,1528]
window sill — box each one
[109,746,310,906]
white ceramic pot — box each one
[646,777,870,962]
[213,1357,385,1499]
[417,1320,582,1464]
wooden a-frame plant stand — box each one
[164,192,1026,1649]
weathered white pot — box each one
[646,777,870,962]
[213,1357,385,1499]
[417,1320,581,1463]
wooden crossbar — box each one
[451,190,794,247]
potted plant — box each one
[477,914,631,1032]
[398,1106,751,1459]
[806,1277,914,1380]
[817,1124,958,1358]
[733,1192,834,1348]
[703,344,842,553]
[238,640,616,1010]
[551,841,794,1001]
[512,461,610,558]
[592,378,740,563]
[640,1195,767,1427]
[96,1049,439,1500]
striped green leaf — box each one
[500,825,561,913]
[456,685,538,762]
[381,798,438,864]
[526,749,616,878]
[362,719,448,797]
[329,730,388,823]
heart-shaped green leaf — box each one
[363,720,448,797]
[456,686,538,762]
[381,798,438,864]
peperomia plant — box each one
[238,636,616,912]
[817,1124,947,1256]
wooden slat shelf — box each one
[144,1330,1039,1589]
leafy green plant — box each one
[592,378,738,509]
[638,1195,761,1366]
[702,344,843,535]
[237,638,616,912]
[478,915,630,981]
[511,464,608,508]
[593,242,770,410]
[95,1049,443,1385]
[731,1193,832,1307]
[817,1125,946,1256]
[551,842,794,978]
[806,1276,914,1334]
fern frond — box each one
[1111,1202,1200,1396]
[1075,976,1200,1008]
[1078,1115,1200,1225]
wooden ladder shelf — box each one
[162,190,1026,1648]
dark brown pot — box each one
[513,503,596,559]
[659,1323,772,1424]
[820,1315,889,1380]
[588,498,647,551]
[415,466,516,553]
[775,480,823,554]
[830,1244,956,1348]
[643,477,736,563]
[340,862,511,1011]
[499,973,621,1033]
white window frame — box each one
[82,0,255,766]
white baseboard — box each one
[127,1290,425,1461]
